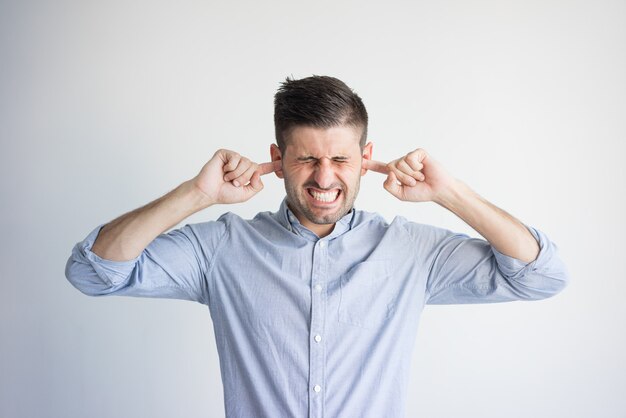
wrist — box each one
[177,180,214,213]
[432,178,473,211]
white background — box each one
[1,0,624,417]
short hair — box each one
[273,75,368,151]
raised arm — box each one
[65,149,279,302]
[363,148,538,263]
[363,148,568,304]
[91,149,280,261]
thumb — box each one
[383,171,403,199]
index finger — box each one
[257,160,282,175]
[362,158,389,174]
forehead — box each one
[285,125,362,157]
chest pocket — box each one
[338,260,397,329]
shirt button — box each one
[314,284,322,292]
[319,240,326,248]
[314,334,322,343]
[313,385,321,393]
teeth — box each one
[310,190,339,202]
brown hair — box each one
[273,75,368,151]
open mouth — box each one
[307,188,341,203]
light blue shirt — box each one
[65,198,569,418]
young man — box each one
[66,75,569,418]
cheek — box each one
[337,166,361,186]
[284,165,312,181]
[340,164,361,175]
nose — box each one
[313,158,336,189]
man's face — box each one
[271,125,372,236]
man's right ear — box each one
[270,144,284,179]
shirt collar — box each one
[275,197,355,241]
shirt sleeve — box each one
[64,220,227,305]
[420,223,570,305]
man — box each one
[65,75,569,418]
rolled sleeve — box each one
[65,220,227,305]
[423,223,570,305]
[79,224,141,286]
[490,224,570,296]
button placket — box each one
[309,239,327,417]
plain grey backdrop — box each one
[1,0,625,417]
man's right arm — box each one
[65,149,279,303]
[91,149,278,261]
[90,180,212,261]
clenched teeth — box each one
[310,190,339,202]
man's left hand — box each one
[362,148,458,204]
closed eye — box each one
[296,156,350,164]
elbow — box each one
[516,246,571,301]
[541,276,568,300]
[548,268,570,297]
[522,267,570,301]
[64,256,116,297]
[541,256,571,299]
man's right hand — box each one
[191,149,281,206]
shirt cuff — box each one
[78,223,140,286]
[490,224,551,280]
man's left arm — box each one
[365,148,538,262]
[363,148,570,303]
[433,177,540,263]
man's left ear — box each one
[361,142,373,176]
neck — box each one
[306,222,335,238]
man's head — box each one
[271,75,373,237]
[274,75,369,151]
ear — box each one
[360,141,373,176]
[270,144,284,179]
